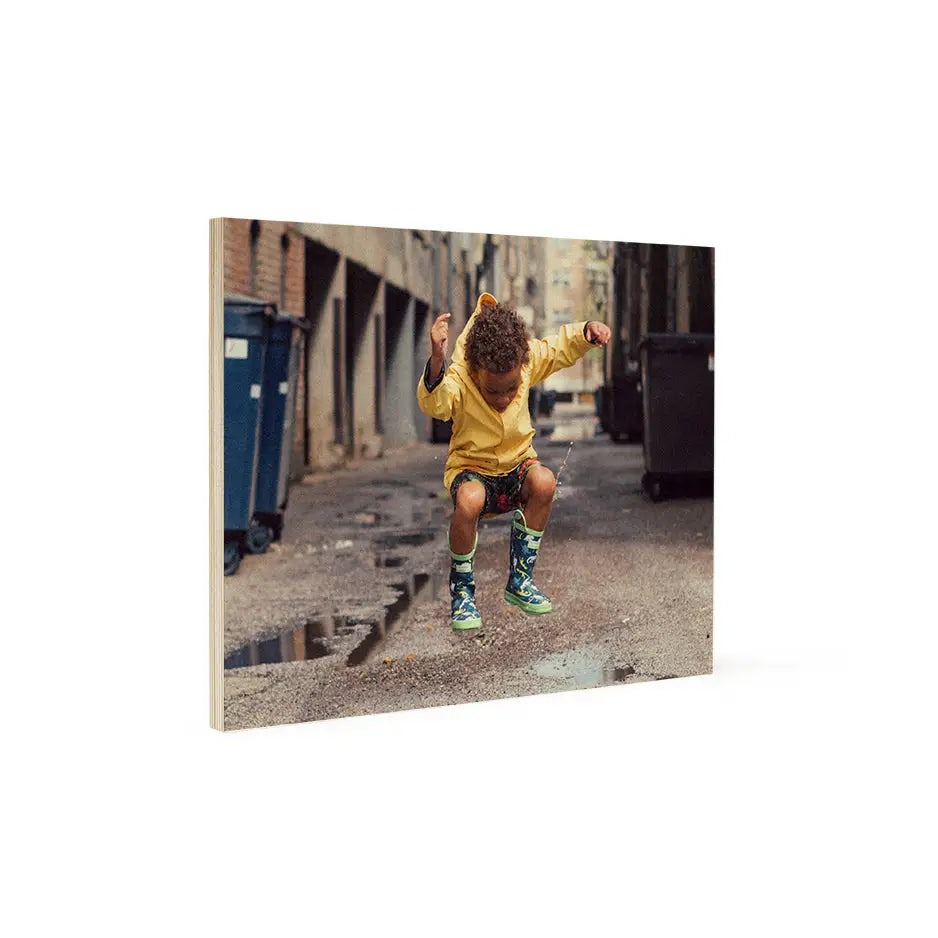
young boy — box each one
[417,292,611,630]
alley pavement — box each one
[223,405,713,730]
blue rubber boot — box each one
[504,509,553,614]
[449,533,482,631]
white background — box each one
[4,3,936,936]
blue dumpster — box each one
[223,297,274,575]
[251,312,310,548]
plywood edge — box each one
[209,219,225,730]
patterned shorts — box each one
[450,458,542,516]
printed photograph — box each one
[213,219,714,731]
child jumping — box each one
[416,292,611,631]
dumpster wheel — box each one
[224,541,241,576]
[245,523,273,555]
[642,472,664,502]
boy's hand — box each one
[430,312,451,358]
[429,312,451,379]
[586,321,612,346]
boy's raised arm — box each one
[528,319,611,385]
[417,312,461,419]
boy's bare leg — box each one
[450,480,486,554]
[520,466,556,531]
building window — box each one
[249,220,261,294]
[279,232,289,310]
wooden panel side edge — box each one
[209,219,225,730]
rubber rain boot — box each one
[449,533,483,631]
[504,509,553,614]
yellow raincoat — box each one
[416,293,594,491]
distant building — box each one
[543,238,612,395]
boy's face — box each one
[472,365,523,413]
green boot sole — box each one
[504,590,553,615]
[451,614,483,631]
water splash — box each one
[553,441,575,501]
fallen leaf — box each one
[406,654,415,662]
[383,656,392,664]
[427,626,434,631]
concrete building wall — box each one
[676,246,692,333]
[302,243,344,472]
[345,261,383,460]
[383,286,416,449]
[411,299,433,443]
[447,233,470,332]
[298,222,454,463]
[298,222,434,299]
[498,233,545,334]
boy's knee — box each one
[455,481,486,517]
[526,467,556,500]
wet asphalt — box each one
[223,405,713,730]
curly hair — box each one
[464,302,531,374]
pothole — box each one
[527,644,637,689]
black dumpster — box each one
[537,388,558,418]
[639,333,714,501]
[607,366,644,443]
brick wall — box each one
[223,218,304,314]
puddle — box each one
[410,500,450,525]
[411,505,431,525]
[226,571,442,671]
[528,644,636,689]
[374,555,406,568]
[224,616,364,670]
[550,417,599,441]
[346,572,438,667]
[375,529,438,549]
